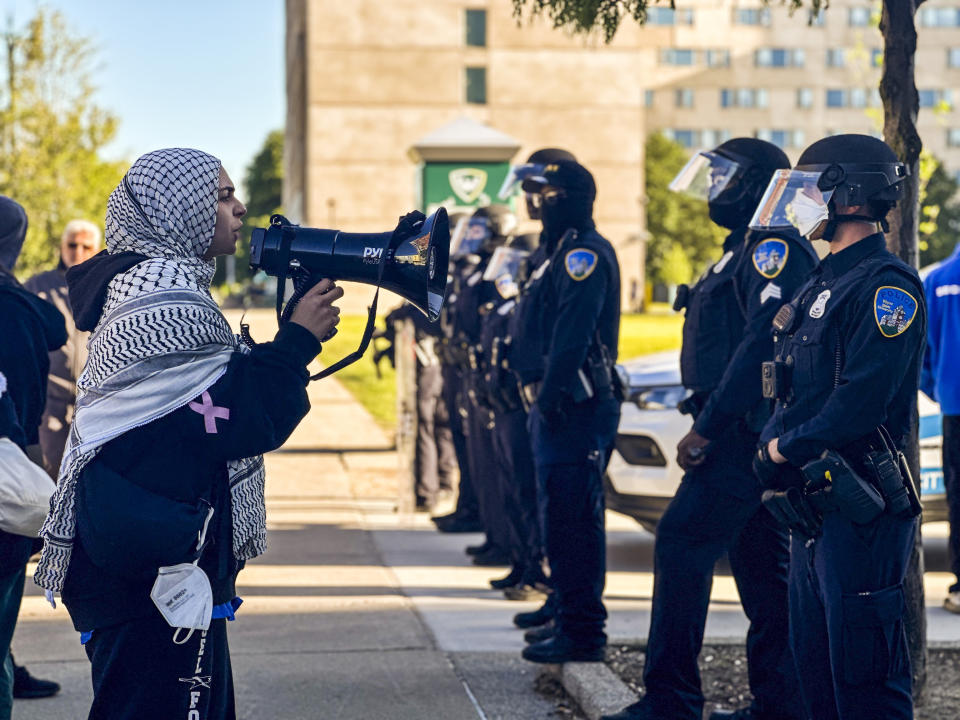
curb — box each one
[554,638,960,719]
[548,661,636,720]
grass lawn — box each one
[328,309,684,431]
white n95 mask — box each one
[150,506,214,643]
[788,190,831,238]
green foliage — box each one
[644,133,725,286]
[214,129,284,286]
[918,157,960,267]
[0,9,126,278]
[511,0,826,40]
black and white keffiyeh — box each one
[35,148,267,593]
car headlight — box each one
[630,385,687,410]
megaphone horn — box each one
[249,208,450,321]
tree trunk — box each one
[879,0,927,700]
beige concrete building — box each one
[285,0,960,309]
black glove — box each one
[753,443,786,490]
[392,211,427,246]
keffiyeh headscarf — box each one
[35,148,267,593]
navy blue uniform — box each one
[455,265,511,554]
[760,233,925,720]
[529,226,620,647]
[642,228,815,720]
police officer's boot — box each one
[523,620,555,644]
[513,601,554,629]
[599,701,657,720]
[521,635,604,664]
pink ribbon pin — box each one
[188,391,230,434]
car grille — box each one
[615,434,667,467]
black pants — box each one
[468,404,511,551]
[443,364,479,520]
[492,408,543,579]
[944,414,960,591]
[414,363,457,504]
[84,615,234,720]
[642,472,799,720]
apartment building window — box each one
[721,88,769,108]
[660,48,696,66]
[665,130,698,148]
[647,7,695,25]
[871,48,883,67]
[954,170,960,186]
[706,49,731,68]
[920,89,953,109]
[808,8,826,26]
[644,89,655,108]
[756,129,805,149]
[826,48,846,68]
[465,9,486,47]
[675,89,694,108]
[797,88,814,109]
[826,89,847,108]
[849,7,873,27]
[919,7,960,27]
[949,48,960,68]
[701,129,732,147]
[948,129,960,147]
[755,48,805,68]
[733,8,771,26]
[465,66,487,104]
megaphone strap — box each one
[309,229,392,381]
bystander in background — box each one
[25,219,101,477]
[922,243,960,613]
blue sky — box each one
[8,0,285,192]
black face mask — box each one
[708,200,748,231]
[541,193,594,249]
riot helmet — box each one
[462,204,516,261]
[750,134,907,241]
[670,138,791,230]
[498,148,577,220]
[521,160,596,246]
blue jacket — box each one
[922,245,960,415]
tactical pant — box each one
[943,414,960,591]
[529,398,619,646]
[641,429,800,720]
[0,565,24,720]
[789,511,916,720]
[468,405,511,552]
[492,408,543,581]
[85,615,234,720]
[442,364,479,521]
[414,363,457,505]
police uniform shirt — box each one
[537,228,620,412]
[691,228,818,439]
[761,233,926,466]
[504,243,551,386]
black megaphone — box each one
[249,208,450,320]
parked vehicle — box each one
[606,351,946,533]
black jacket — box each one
[0,273,67,573]
[59,255,320,631]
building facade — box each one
[286,0,960,310]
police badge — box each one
[565,249,598,281]
[874,286,918,337]
[752,239,789,279]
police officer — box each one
[478,232,549,598]
[750,135,923,720]
[454,205,515,566]
[602,139,815,720]
[518,160,621,664]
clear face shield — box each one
[749,169,835,238]
[450,216,491,259]
[669,152,742,202]
[482,246,530,299]
[497,163,546,201]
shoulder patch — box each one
[564,249,598,281]
[874,286,918,337]
[752,239,789,279]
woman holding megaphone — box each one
[33,148,345,720]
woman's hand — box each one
[289,279,344,342]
